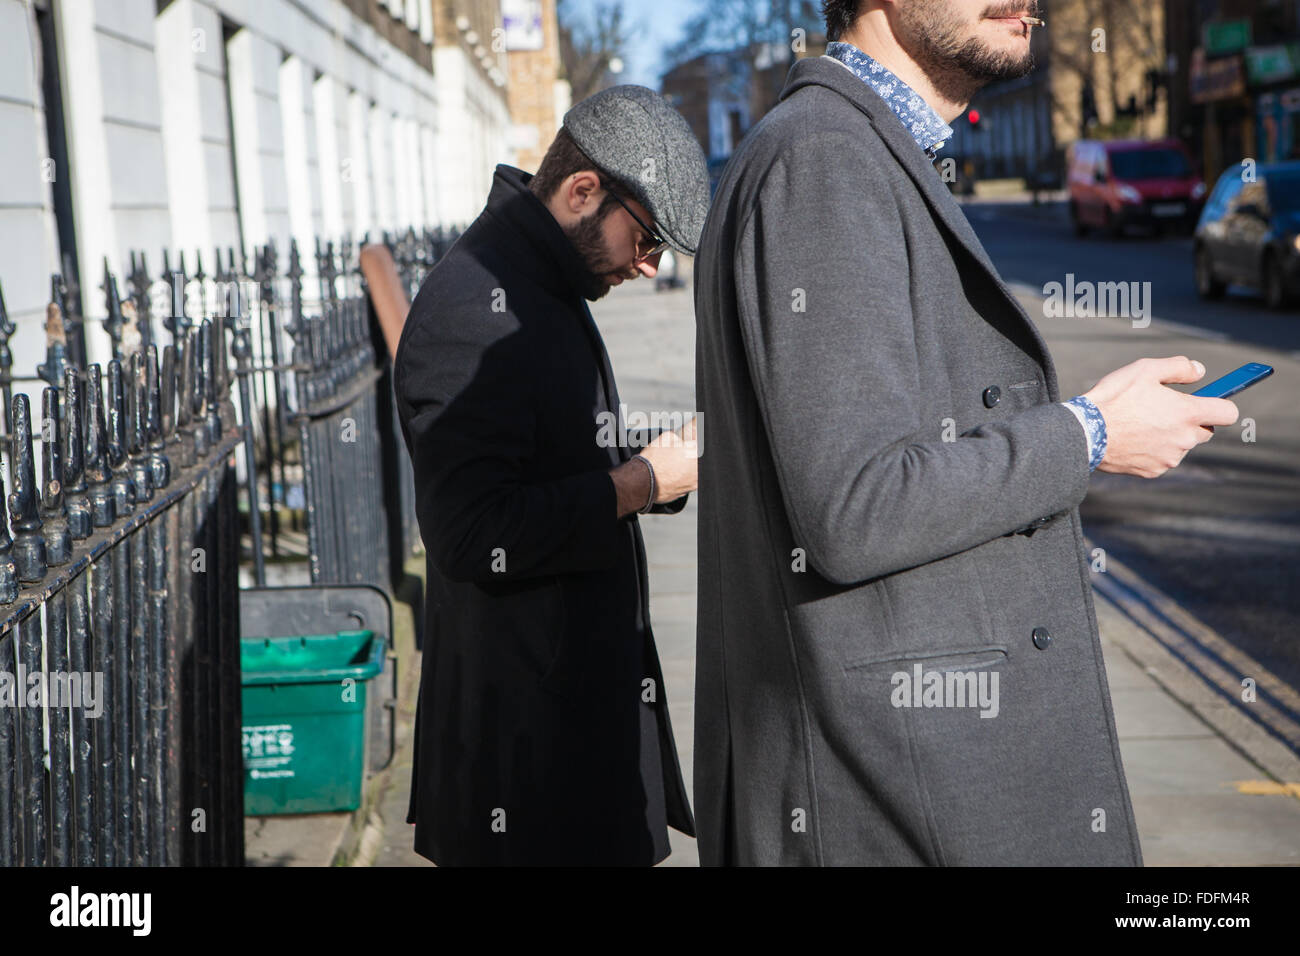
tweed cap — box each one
[562,85,710,256]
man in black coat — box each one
[394,86,710,865]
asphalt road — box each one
[967,200,1300,355]
[967,201,1300,741]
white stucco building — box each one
[0,0,511,379]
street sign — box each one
[503,0,544,51]
[1204,19,1252,56]
[1190,49,1247,104]
[1245,43,1299,85]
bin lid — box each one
[240,629,384,685]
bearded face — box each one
[561,198,646,302]
[893,0,1040,103]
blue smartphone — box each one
[1191,362,1274,398]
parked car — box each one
[1194,160,1300,309]
[1067,139,1206,237]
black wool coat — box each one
[394,164,694,865]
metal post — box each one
[40,386,72,865]
[231,313,266,587]
[9,394,48,865]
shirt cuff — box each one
[1061,396,1107,471]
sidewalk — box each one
[257,270,1300,867]
[243,553,428,867]
[1091,560,1300,864]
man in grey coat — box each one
[693,0,1239,865]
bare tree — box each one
[557,0,635,102]
[663,0,822,116]
[665,0,820,69]
[664,0,771,68]
[1042,0,1165,140]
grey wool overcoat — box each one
[692,54,1144,866]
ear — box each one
[562,170,603,216]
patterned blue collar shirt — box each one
[825,41,953,159]
[822,40,1107,475]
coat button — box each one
[982,386,1001,408]
[1032,626,1052,650]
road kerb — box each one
[1089,543,1300,785]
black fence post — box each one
[0,471,15,868]
[40,385,71,864]
[9,393,47,865]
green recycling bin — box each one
[241,628,385,815]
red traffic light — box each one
[968,109,981,125]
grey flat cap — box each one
[563,85,710,256]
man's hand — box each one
[1083,356,1239,478]
[608,417,699,518]
[639,416,699,502]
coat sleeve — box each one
[648,494,689,515]
[733,129,1091,587]
[395,301,625,584]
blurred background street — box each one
[970,198,1300,707]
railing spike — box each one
[8,392,47,582]
[106,359,135,517]
[84,364,114,527]
[39,385,70,565]
[62,366,90,539]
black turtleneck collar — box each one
[479,164,600,302]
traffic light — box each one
[968,109,983,131]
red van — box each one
[1067,139,1207,237]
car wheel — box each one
[1263,254,1292,310]
[1195,246,1226,299]
[1071,201,1088,237]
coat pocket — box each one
[843,644,1008,674]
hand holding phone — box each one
[1083,356,1241,479]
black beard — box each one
[562,208,617,301]
[897,0,1037,105]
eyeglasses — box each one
[605,189,669,261]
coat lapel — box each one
[481,164,635,459]
[577,296,694,832]
[576,298,634,464]
[779,56,1059,399]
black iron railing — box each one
[227,229,439,607]
[0,283,242,866]
[0,224,447,867]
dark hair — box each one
[529,126,624,218]
[822,0,864,41]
